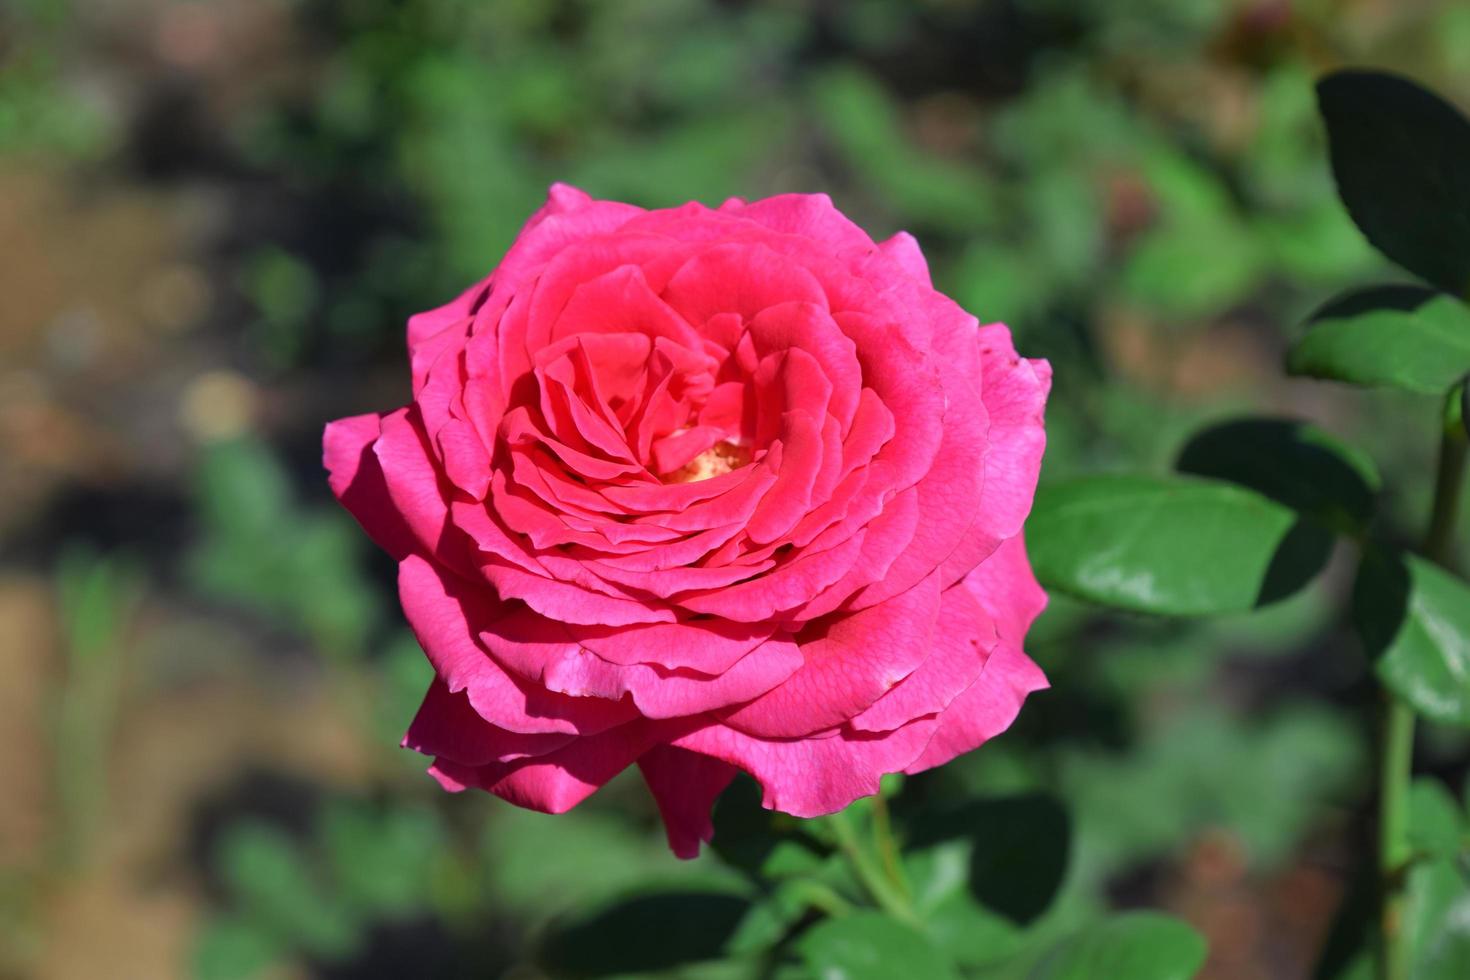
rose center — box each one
[666,440,751,483]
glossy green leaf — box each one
[1288,286,1470,394]
[1355,550,1470,726]
[1030,912,1207,980]
[1176,417,1379,532]
[1028,475,1332,616]
[794,912,959,980]
[1317,71,1470,294]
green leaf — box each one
[1288,286,1470,395]
[724,885,806,955]
[905,794,1070,927]
[896,793,1071,967]
[794,912,959,980]
[902,840,1023,966]
[1317,71,1470,294]
[538,890,752,978]
[1405,859,1470,978]
[1408,779,1464,860]
[1027,475,1332,616]
[1122,220,1262,319]
[1355,549,1470,725]
[1030,912,1207,980]
[1176,418,1380,533]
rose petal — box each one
[718,572,941,738]
[638,745,739,858]
[323,413,416,560]
[903,643,1047,775]
[672,716,940,818]
[398,553,638,735]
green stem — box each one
[1424,393,1467,569]
[869,791,911,903]
[1379,386,1468,980]
[786,879,857,918]
[828,808,918,925]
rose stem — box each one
[869,789,912,902]
[827,806,919,925]
[1379,383,1467,980]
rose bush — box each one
[324,185,1050,857]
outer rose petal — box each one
[877,231,931,285]
[728,193,877,255]
[938,327,1052,586]
[404,680,573,765]
[398,554,637,736]
[638,745,739,859]
[903,643,1047,775]
[963,534,1048,644]
[671,718,940,818]
[323,413,415,560]
[849,580,997,733]
[429,717,684,814]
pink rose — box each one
[324,185,1050,857]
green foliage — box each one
[897,794,1074,968]
[1408,779,1464,860]
[192,917,283,980]
[0,3,113,158]
[1175,418,1380,534]
[1121,153,1264,318]
[320,801,440,917]
[904,795,1071,929]
[794,912,959,980]
[482,803,715,917]
[1063,705,1363,876]
[1037,63,1470,980]
[1317,71,1470,295]
[1356,549,1470,726]
[1289,287,1470,395]
[1028,912,1207,980]
[711,776,828,882]
[215,822,360,960]
[239,248,321,370]
[1404,859,1470,979]
[811,66,995,233]
[1028,474,1331,615]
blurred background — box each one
[4,0,1470,977]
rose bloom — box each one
[324,186,1050,857]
